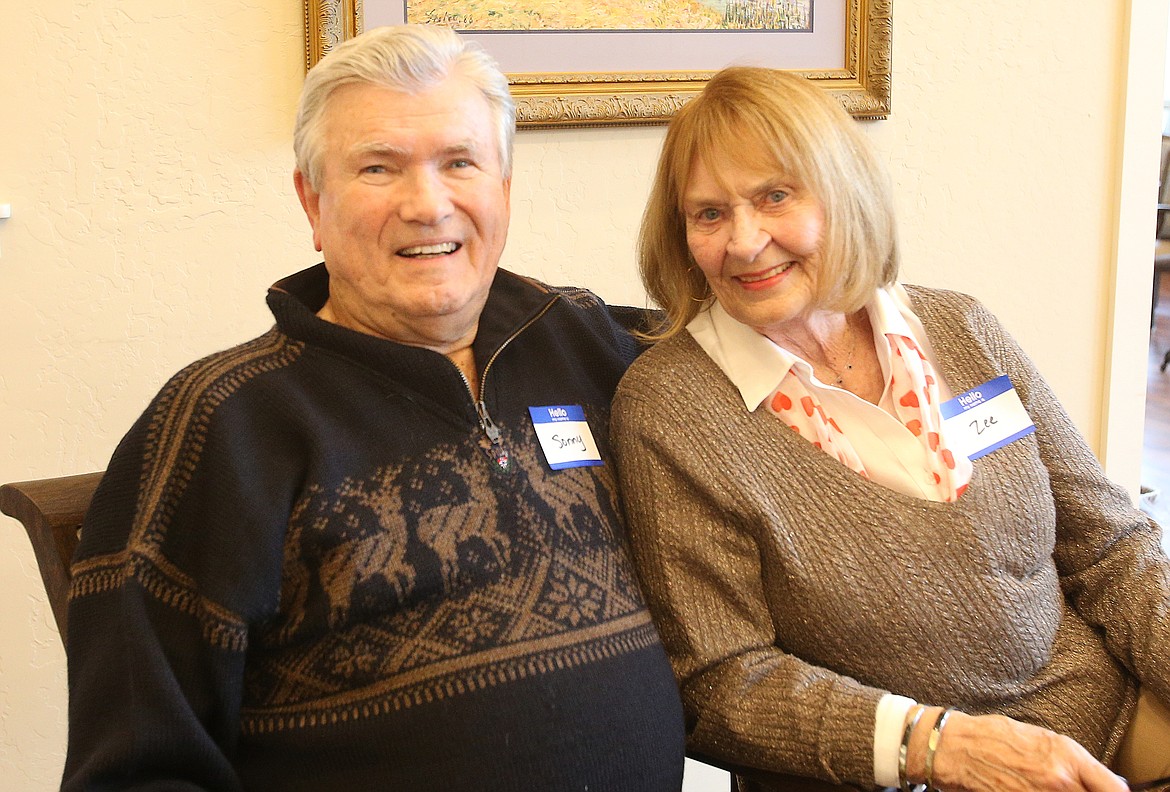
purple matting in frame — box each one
[368,0,831,73]
[304,0,891,126]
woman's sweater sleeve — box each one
[965,297,1170,704]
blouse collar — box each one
[686,285,922,411]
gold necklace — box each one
[824,323,858,386]
[781,314,861,386]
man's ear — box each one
[294,169,323,253]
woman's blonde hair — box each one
[638,66,899,339]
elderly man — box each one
[62,25,685,791]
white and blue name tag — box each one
[940,375,1035,460]
[528,405,604,470]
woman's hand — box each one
[910,709,1129,792]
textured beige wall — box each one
[0,0,1159,788]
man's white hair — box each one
[294,25,516,190]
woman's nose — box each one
[399,169,455,225]
[726,210,769,260]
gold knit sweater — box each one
[612,285,1170,788]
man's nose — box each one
[399,169,455,225]
[726,209,769,261]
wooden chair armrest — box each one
[1,471,105,642]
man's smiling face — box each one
[295,75,511,352]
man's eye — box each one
[361,165,387,174]
[450,159,472,169]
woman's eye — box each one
[699,208,721,222]
[361,165,387,174]
[766,189,788,204]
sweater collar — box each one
[267,263,559,374]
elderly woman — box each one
[612,66,1170,792]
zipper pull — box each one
[475,400,511,472]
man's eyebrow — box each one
[350,142,408,158]
[439,142,481,158]
[349,141,482,159]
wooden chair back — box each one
[1,471,104,644]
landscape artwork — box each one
[322,0,891,126]
[404,0,812,31]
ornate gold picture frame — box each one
[304,0,891,127]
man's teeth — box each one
[400,242,458,256]
[738,262,793,283]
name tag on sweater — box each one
[941,375,1035,460]
[528,405,604,470]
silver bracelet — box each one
[924,707,955,791]
[899,705,927,792]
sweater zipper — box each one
[463,295,560,472]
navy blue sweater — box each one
[63,264,685,791]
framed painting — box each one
[304,0,890,127]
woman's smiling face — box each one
[682,152,826,343]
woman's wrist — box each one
[901,706,948,787]
[925,708,956,789]
[899,705,927,790]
